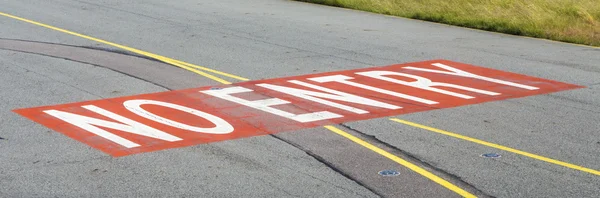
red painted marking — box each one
[13,60,583,156]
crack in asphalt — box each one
[0,41,172,91]
[270,134,383,198]
[1,53,108,99]
[338,123,495,198]
[588,82,600,87]
[0,38,165,64]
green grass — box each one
[299,0,600,46]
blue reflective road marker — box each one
[378,170,400,176]
[481,153,501,158]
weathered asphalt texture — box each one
[1,0,599,197]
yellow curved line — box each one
[170,59,249,81]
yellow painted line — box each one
[390,118,600,176]
[170,59,249,81]
[324,125,477,198]
[1,11,475,196]
[0,11,249,84]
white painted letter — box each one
[44,105,182,148]
[309,75,438,105]
[357,71,500,99]
[257,80,401,114]
[404,63,539,90]
[201,87,341,123]
[124,100,234,134]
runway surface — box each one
[1,0,599,197]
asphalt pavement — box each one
[1,0,599,197]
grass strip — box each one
[299,0,600,46]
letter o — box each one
[124,100,233,134]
